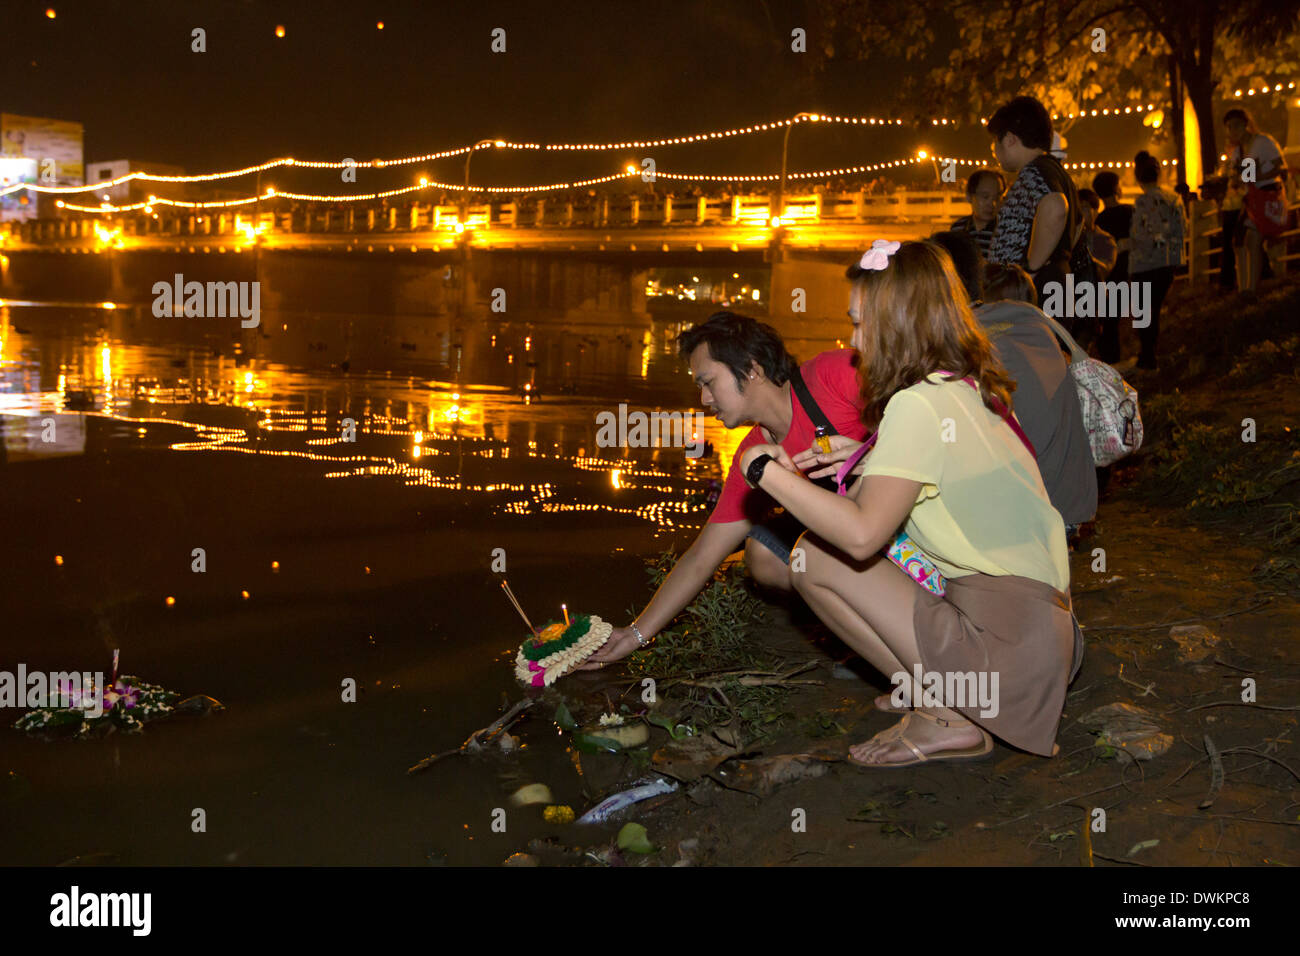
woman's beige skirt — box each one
[911,572,1084,756]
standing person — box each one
[985,96,1084,321]
[739,240,1081,764]
[1092,171,1133,362]
[1129,151,1185,371]
[580,312,871,669]
[1222,107,1288,297]
[950,169,1005,260]
[1078,188,1117,279]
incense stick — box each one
[500,580,537,634]
[499,580,527,621]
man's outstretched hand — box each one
[575,626,642,671]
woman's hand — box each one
[739,443,796,486]
[575,626,642,671]
[791,434,866,480]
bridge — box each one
[3,188,969,255]
[0,189,973,336]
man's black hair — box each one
[928,231,983,305]
[965,169,1005,196]
[986,96,1053,151]
[676,311,798,390]
[1091,170,1121,200]
[1223,107,1252,127]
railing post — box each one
[731,195,743,223]
[697,196,707,224]
[629,197,639,226]
[535,198,546,226]
[565,201,574,227]
[663,196,673,225]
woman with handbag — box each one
[740,240,1082,767]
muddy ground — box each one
[505,281,1300,867]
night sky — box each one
[4,0,1203,192]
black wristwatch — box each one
[745,453,774,488]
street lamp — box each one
[917,148,941,187]
[460,139,499,232]
[775,112,818,227]
[455,139,499,321]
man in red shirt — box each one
[581,311,870,667]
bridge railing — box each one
[4,189,973,243]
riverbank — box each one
[502,278,1299,867]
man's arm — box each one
[632,519,752,638]
[1026,192,1068,272]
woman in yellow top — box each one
[740,239,1082,766]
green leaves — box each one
[553,700,578,732]
[572,731,623,754]
[617,822,655,854]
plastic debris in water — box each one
[509,783,553,808]
[576,777,678,825]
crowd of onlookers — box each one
[940,98,1287,372]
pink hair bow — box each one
[858,239,901,271]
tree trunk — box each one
[1184,64,1218,181]
[1168,55,1186,187]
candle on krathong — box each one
[562,604,570,627]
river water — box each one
[0,297,843,865]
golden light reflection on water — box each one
[1,307,759,532]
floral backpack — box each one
[1132,190,1185,270]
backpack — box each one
[1133,191,1185,270]
[985,312,1142,466]
[1036,313,1143,466]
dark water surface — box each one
[0,301,839,865]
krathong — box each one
[514,614,613,687]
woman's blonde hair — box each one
[850,240,1015,424]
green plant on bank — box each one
[622,548,792,743]
[1227,336,1300,385]
[1141,390,1300,519]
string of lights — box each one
[3,99,1190,201]
[936,154,1178,171]
[1230,81,1296,97]
[43,149,1178,213]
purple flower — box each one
[103,681,140,710]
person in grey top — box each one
[930,232,1098,530]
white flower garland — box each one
[514,616,614,687]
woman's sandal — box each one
[846,710,994,769]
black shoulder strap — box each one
[789,366,838,436]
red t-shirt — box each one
[708,348,870,525]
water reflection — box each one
[0,303,812,531]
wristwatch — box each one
[746,453,774,488]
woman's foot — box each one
[873,692,907,714]
[848,710,990,767]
